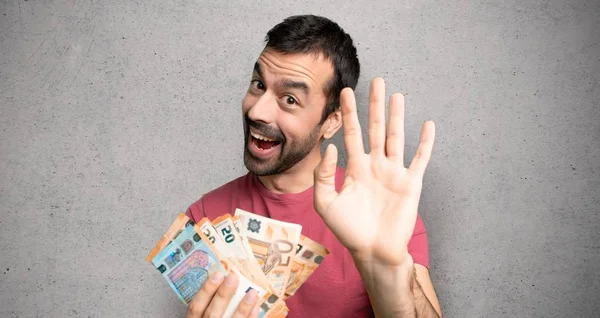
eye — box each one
[250,79,265,91]
[283,95,297,105]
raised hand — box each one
[313,77,435,266]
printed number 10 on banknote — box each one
[235,209,302,297]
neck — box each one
[257,145,324,194]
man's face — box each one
[242,49,334,176]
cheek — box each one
[241,92,254,113]
[278,118,304,143]
[279,109,325,143]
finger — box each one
[368,78,386,156]
[408,120,436,176]
[386,93,406,163]
[231,289,259,318]
[313,144,339,215]
[186,271,224,318]
[250,305,260,318]
[203,272,239,317]
[340,87,365,159]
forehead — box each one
[255,49,334,95]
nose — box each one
[247,92,277,125]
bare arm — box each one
[313,77,441,318]
[414,264,442,317]
[354,257,441,318]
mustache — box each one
[244,115,285,142]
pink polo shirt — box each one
[186,166,429,318]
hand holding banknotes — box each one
[313,77,436,266]
[186,271,259,318]
[147,211,325,317]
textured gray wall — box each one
[1,0,598,317]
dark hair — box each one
[264,15,360,123]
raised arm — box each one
[314,78,442,317]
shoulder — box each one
[186,173,253,221]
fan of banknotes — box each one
[145,208,329,318]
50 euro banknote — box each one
[234,208,302,297]
[284,235,330,299]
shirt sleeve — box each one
[185,197,206,223]
[408,214,430,269]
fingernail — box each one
[245,289,258,304]
[225,272,237,286]
[211,271,224,283]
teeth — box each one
[250,131,276,142]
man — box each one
[185,15,442,317]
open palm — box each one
[314,78,436,265]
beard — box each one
[243,114,322,176]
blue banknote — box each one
[151,224,226,304]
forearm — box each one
[354,256,440,318]
[412,267,441,318]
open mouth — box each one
[250,131,281,150]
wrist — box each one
[351,249,414,269]
[352,253,416,317]
[353,253,414,281]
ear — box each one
[322,109,342,140]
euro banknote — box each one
[234,208,302,297]
[145,213,192,263]
[149,224,275,318]
[198,216,274,293]
[150,224,227,304]
[147,209,329,317]
[284,235,330,299]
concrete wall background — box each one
[1,0,598,317]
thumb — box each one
[314,143,339,215]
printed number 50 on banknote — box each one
[235,208,302,297]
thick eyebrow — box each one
[253,62,264,78]
[278,79,310,96]
[253,62,310,96]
